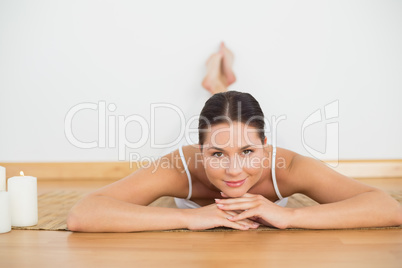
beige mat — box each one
[11,190,402,232]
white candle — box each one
[0,191,11,233]
[8,171,38,227]
[0,166,6,191]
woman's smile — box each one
[224,178,247,187]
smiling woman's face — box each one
[201,121,267,197]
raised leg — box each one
[202,42,236,94]
[220,42,236,86]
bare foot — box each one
[220,42,236,86]
[202,52,227,94]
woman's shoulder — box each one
[163,144,204,177]
[180,144,204,172]
[270,145,300,197]
[274,146,298,171]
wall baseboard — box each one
[1,160,402,180]
[324,160,402,179]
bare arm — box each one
[67,151,257,232]
[66,154,191,232]
[218,153,402,229]
[67,195,189,232]
[287,155,402,229]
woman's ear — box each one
[264,137,267,145]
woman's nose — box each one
[225,155,243,176]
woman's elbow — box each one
[396,204,402,226]
[66,211,80,232]
[66,195,93,232]
[378,191,402,227]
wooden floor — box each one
[1,178,402,268]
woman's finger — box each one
[220,192,256,198]
[228,209,259,222]
[223,211,259,229]
[241,193,256,198]
[220,192,228,197]
[237,218,260,229]
[220,219,249,230]
[220,218,259,230]
[216,200,258,211]
[224,210,237,218]
[215,197,255,205]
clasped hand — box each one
[186,192,292,231]
[215,192,292,230]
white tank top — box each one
[174,145,288,208]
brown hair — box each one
[198,91,265,146]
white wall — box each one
[0,0,401,162]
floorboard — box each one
[1,178,401,268]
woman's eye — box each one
[243,149,253,155]
[212,152,223,157]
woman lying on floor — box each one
[67,43,402,232]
